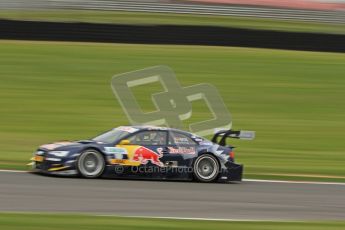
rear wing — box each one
[211,130,255,146]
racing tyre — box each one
[193,154,219,182]
[77,149,105,178]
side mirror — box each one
[119,139,130,145]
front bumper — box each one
[29,156,78,176]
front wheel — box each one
[77,149,105,178]
[193,154,220,182]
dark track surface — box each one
[1,171,345,220]
[0,20,344,53]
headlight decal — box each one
[49,151,69,157]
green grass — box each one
[0,40,345,181]
[0,10,344,34]
[1,213,345,230]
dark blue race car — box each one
[29,126,254,183]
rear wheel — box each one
[193,154,220,182]
[77,149,105,178]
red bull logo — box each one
[132,146,164,167]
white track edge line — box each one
[95,214,295,222]
[0,169,27,173]
[0,211,297,222]
[243,179,345,185]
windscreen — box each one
[92,129,130,144]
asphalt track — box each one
[1,171,345,220]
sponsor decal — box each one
[157,147,196,155]
[173,137,190,145]
[109,145,164,167]
[104,147,127,154]
[110,159,126,164]
[132,146,164,167]
[169,146,196,155]
[109,159,141,166]
[105,147,127,160]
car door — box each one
[166,131,198,168]
[126,130,168,167]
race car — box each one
[29,126,254,182]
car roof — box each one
[115,125,192,135]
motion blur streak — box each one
[0,0,344,23]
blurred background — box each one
[0,0,344,180]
